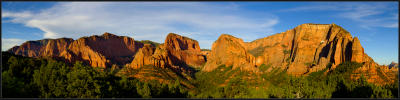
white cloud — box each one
[280,2,398,29]
[2,2,279,49]
[2,38,26,51]
[2,11,33,23]
[2,11,32,18]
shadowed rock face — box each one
[9,32,144,68]
[63,32,144,68]
[388,62,398,69]
[202,23,381,76]
[130,44,156,69]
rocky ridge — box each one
[7,23,397,85]
[9,32,144,68]
[203,23,394,81]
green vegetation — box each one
[283,49,291,54]
[258,64,272,72]
[248,46,270,57]
[285,57,291,63]
[188,62,398,98]
[2,52,187,98]
[281,44,288,48]
[2,52,398,98]
[304,62,316,67]
[136,40,160,47]
[301,34,310,41]
[201,49,211,51]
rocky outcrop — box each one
[8,38,74,58]
[130,44,156,69]
[201,23,395,84]
[129,33,206,73]
[351,61,399,85]
[8,32,144,68]
[63,32,143,67]
[164,33,206,68]
[351,37,364,63]
[200,50,210,61]
[202,23,382,76]
[203,34,257,72]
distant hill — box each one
[388,62,398,69]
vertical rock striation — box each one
[202,23,385,78]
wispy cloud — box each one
[2,11,33,23]
[280,2,398,29]
[2,11,33,18]
[2,2,279,49]
[1,38,26,51]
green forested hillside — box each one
[1,52,398,98]
[2,52,188,98]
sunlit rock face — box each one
[8,38,74,58]
[9,32,144,68]
[129,33,206,73]
[203,34,257,72]
[7,23,396,85]
[203,23,389,81]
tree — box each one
[33,59,69,97]
[137,82,152,98]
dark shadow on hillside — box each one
[332,82,373,98]
[167,53,199,79]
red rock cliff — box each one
[129,33,206,73]
[8,38,74,58]
[202,23,384,78]
[8,32,143,68]
[203,34,257,72]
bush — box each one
[2,53,397,98]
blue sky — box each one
[1,2,398,65]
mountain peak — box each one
[218,34,243,42]
[166,33,198,44]
[102,32,117,38]
[219,34,235,38]
[167,32,178,36]
[165,33,200,51]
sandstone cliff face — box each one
[203,23,380,76]
[7,24,395,85]
[130,44,156,69]
[203,34,257,72]
[63,32,143,67]
[164,33,206,68]
[8,38,74,58]
[129,33,206,73]
[8,32,143,68]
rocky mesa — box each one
[204,23,362,74]
[202,23,397,84]
[8,32,144,68]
